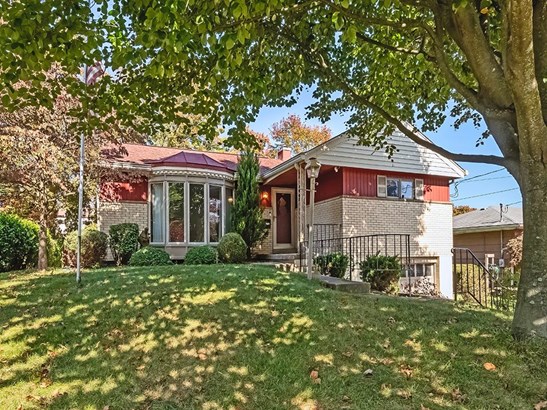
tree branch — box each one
[278,27,509,168]
[355,32,435,61]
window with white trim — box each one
[150,183,165,243]
[150,181,231,245]
[377,176,424,200]
[401,260,437,278]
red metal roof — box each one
[101,143,283,174]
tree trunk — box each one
[512,162,547,339]
[37,216,48,271]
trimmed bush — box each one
[218,232,247,263]
[0,213,39,272]
[109,223,140,265]
[129,246,173,266]
[359,253,401,294]
[315,252,349,278]
[184,246,218,265]
[63,226,109,268]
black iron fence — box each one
[308,224,342,242]
[300,234,411,282]
[452,248,517,310]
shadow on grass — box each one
[0,265,545,410]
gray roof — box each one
[453,206,523,233]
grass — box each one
[0,265,545,410]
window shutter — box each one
[377,175,387,197]
[415,179,424,200]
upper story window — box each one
[378,175,424,200]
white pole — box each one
[307,176,316,280]
[76,132,84,284]
[77,65,87,285]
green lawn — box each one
[0,265,545,410]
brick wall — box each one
[340,196,454,297]
[97,200,148,261]
[254,207,274,255]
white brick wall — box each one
[341,196,454,297]
[97,201,148,234]
[255,207,273,255]
[314,197,343,225]
[97,200,148,261]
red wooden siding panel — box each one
[342,168,451,202]
[100,181,148,202]
[315,169,343,202]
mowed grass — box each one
[0,265,545,410]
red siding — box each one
[100,181,148,202]
[342,168,451,202]
[315,169,343,202]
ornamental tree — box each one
[231,149,268,259]
[1,0,546,337]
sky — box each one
[249,87,521,210]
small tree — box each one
[231,149,267,259]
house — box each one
[98,130,466,298]
[453,206,523,268]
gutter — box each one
[453,224,523,234]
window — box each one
[151,181,231,244]
[209,185,222,242]
[400,180,413,199]
[386,178,399,198]
[168,183,185,242]
[402,260,437,278]
[189,184,205,242]
[150,183,165,243]
[378,176,420,200]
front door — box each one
[272,188,295,250]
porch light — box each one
[305,157,321,280]
[261,191,269,200]
[306,157,321,179]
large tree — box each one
[1,1,546,338]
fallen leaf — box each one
[363,368,373,376]
[451,388,466,403]
[313,377,322,384]
[483,362,496,371]
[310,370,319,380]
[399,364,413,379]
[342,351,353,357]
[396,389,412,399]
[535,400,547,410]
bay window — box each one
[150,180,231,245]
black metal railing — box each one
[299,234,411,282]
[452,248,517,310]
[307,223,342,242]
